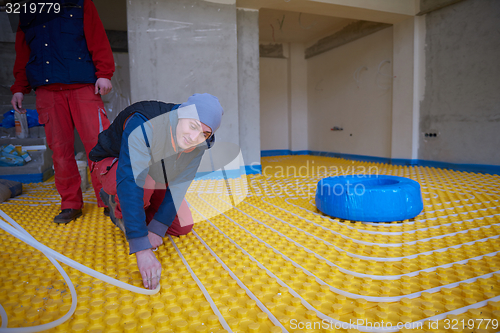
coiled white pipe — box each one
[168,235,232,332]
[276,198,500,238]
[303,197,499,233]
[0,209,159,333]
[197,194,500,299]
[212,194,500,283]
[282,197,499,235]
[235,197,500,260]
[193,194,500,332]
[190,228,288,332]
[0,210,78,333]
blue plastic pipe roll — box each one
[315,175,424,222]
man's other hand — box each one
[95,78,112,95]
[11,92,26,113]
[148,231,163,249]
[136,249,161,289]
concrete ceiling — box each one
[89,0,416,34]
[238,0,415,24]
[259,8,355,43]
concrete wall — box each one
[101,52,131,122]
[260,57,289,151]
[419,0,500,165]
[0,13,16,43]
[289,43,308,152]
[417,0,466,15]
[237,9,260,167]
[0,13,37,119]
[127,0,239,147]
[307,27,393,158]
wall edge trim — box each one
[261,150,500,175]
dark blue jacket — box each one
[19,0,97,88]
[90,101,215,254]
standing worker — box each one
[10,0,115,223]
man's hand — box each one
[136,249,162,289]
[11,92,26,114]
[95,78,112,95]
[148,231,163,249]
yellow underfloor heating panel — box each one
[0,155,499,333]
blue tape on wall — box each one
[195,165,262,180]
[261,150,500,175]
[261,150,292,157]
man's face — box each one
[176,118,212,150]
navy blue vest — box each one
[19,0,97,88]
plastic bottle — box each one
[14,112,29,139]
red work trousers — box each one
[93,157,194,236]
[36,85,110,210]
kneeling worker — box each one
[89,93,223,289]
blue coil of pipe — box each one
[315,175,424,222]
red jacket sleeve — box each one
[11,24,32,95]
[84,0,115,80]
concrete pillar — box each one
[237,8,260,170]
[0,13,37,113]
[289,43,308,152]
[391,16,425,162]
[0,13,16,43]
[260,57,289,151]
[127,0,239,146]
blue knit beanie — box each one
[178,93,224,133]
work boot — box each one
[99,189,126,234]
[54,209,82,224]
